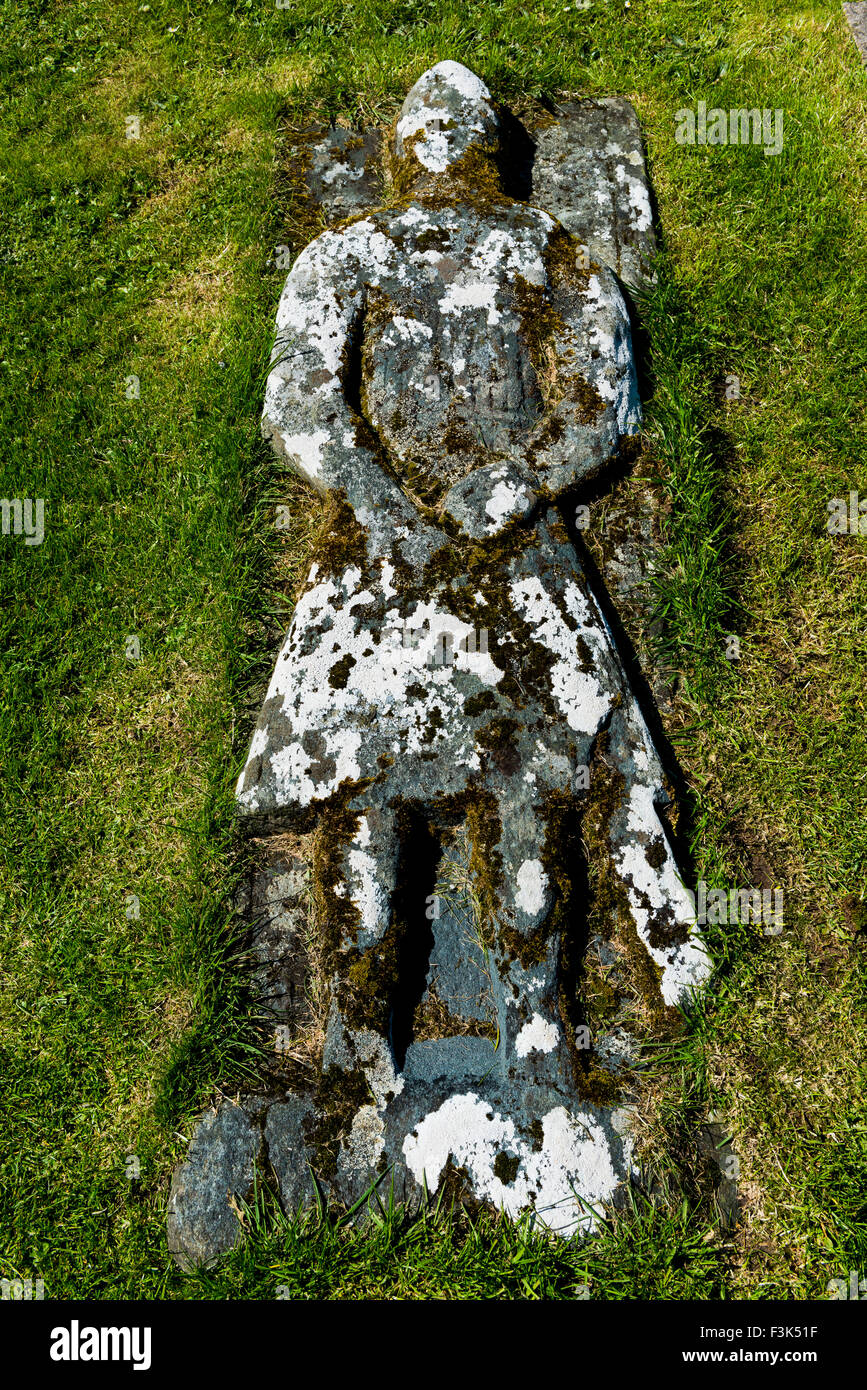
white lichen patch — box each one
[322,160,365,187]
[510,576,612,734]
[346,838,389,944]
[403,1092,626,1236]
[342,1104,386,1174]
[575,272,641,438]
[485,475,530,530]
[515,858,548,918]
[429,59,492,102]
[386,315,433,344]
[438,280,501,325]
[474,225,549,283]
[235,566,506,812]
[616,782,712,1004]
[277,428,331,484]
[616,164,653,232]
[394,205,432,232]
[351,1028,405,1108]
[515,1012,560,1057]
[395,61,496,173]
[621,694,657,776]
[435,223,550,330]
[398,115,455,174]
[379,559,398,599]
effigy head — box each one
[393,60,502,193]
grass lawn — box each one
[1,0,865,1299]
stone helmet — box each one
[393,60,502,188]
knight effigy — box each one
[169,61,710,1265]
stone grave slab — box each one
[167,62,707,1269]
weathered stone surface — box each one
[167,1103,260,1271]
[264,1096,318,1214]
[529,99,655,290]
[844,2,867,66]
[170,63,707,1263]
[305,127,384,223]
[236,835,313,1023]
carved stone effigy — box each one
[168,63,709,1267]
